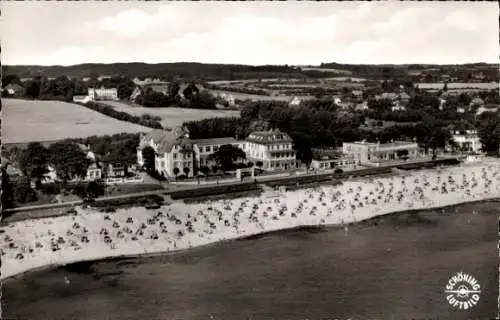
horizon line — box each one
[3,61,499,68]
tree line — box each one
[184,96,499,165]
[79,101,163,129]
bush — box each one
[86,181,105,198]
[12,177,38,204]
[169,182,260,199]
[41,183,62,195]
[177,174,187,180]
[148,170,167,181]
[67,183,87,198]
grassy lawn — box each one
[3,99,149,143]
[104,183,163,196]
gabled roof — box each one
[380,92,398,100]
[140,129,192,154]
[399,92,410,99]
[470,97,484,105]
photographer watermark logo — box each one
[444,271,481,310]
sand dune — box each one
[2,158,500,280]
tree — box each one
[17,142,49,182]
[86,181,105,198]
[211,165,219,175]
[247,162,254,168]
[1,169,14,209]
[256,161,264,169]
[182,83,200,100]
[478,115,500,154]
[168,82,181,98]
[24,80,41,98]
[200,166,210,176]
[208,144,246,172]
[190,90,217,109]
[48,142,90,182]
[173,167,180,177]
[396,149,409,159]
[142,146,156,172]
[12,177,38,204]
[2,74,21,86]
[183,167,190,177]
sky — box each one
[1,2,498,66]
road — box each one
[1,156,461,223]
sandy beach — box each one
[2,158,500,280]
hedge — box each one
[77,101,163,129]
[169,182,260,200]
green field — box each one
[3,99,150,144]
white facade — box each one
[86,163,102,181]
[138,128,298,178]
[289,96,302,106]
[88,87,118,101]
[311,155,357,171]
[41,165,58,184]
[218,93,236,106]
[73,95,91,104]
[476,106,498,116]
[155,144,194,178]
[391,104,406,111]
[244,129,296,171]
[450,131,482,153]
[193,138,245,168]
[343,141,420,164]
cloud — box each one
[1,2,498,65]
[98,9,154,38]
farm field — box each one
[416,82,498,90]
[207,78,305,85]
[210,90,315,102]
[301,67,353,75]
[103,101,240,128]
[3,99,151,144]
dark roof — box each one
[139,130,182,153]
[246,129,293,144]
[191,137,240,146]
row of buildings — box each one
[35,143,128,186]
[137,125,489,179]
[136,128,298,178]
[136,127,432,179]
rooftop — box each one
[191,137,240,146]
[346,140,418,148]
[246,129,293,144]
[140,129,183,153]
[378,141,418,149]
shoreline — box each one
[2,159,499,281]
[2,197,499,283]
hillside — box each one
[3,62,498,82]
[319,62,499,81]
[2,63,309,81]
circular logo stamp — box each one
[444,271,481,310]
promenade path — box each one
[1,156,461,223]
